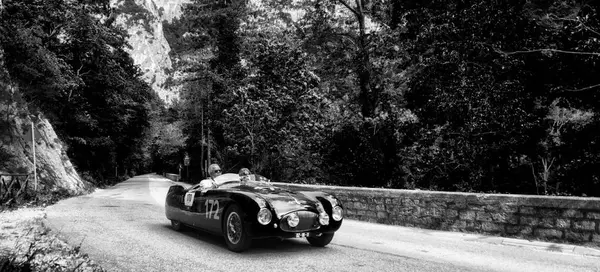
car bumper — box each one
[248,219,343,239]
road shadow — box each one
[156,224,226,248]
[153,223,336,255]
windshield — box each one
[210,173,270,188]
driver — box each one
[198,164,222,190]
[208,164,222,179]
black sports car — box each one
[165,173,344,252]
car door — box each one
[180,189,201,227]
[197,191,224,233]
[183,189,224,234]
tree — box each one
[396,0,600,195]
[174,0,247,178]
[222,41,328,181]
[0,0,158,182]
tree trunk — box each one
[356,0,375,118]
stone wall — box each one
[272,182,600,246]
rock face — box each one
[2,0,190,196]
[0,88,92,194]
[111,0,190,105]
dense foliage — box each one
[163,0,600,196]
[0,0,161,184]
[398,0,600,195]
[3,0,599,196]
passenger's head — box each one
[239,168,251,184]
[238,168,251,177]
[208,164,222,179]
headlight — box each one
[332,206,343,221]
[287,212,299,227]
[257,208,272,225]
[319,213,329,225]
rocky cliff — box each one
[111,0,189,105]
[1,0,190,198]
[0,87,92,195]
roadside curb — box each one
[480,236,600,257]
[500,237,600,257]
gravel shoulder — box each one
[0,206,106,271]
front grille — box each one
[280,211,319,232]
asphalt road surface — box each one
[44,174,600,272]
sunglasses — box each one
[214,169,222,173]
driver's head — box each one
[208,164,222,179]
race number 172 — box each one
[205,199,220,220]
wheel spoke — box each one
[227,212,242,244]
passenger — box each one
[239,168,251,185]
[239,168,251,177]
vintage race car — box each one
[165,173,344,252]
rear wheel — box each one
[171,220,184,231]
[307,233,334,247]
[223,204,252,252]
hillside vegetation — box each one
[2,0,600,197]
[163,0,600,197]
[0,0,163,186]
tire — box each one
[171,220,183,231]
[222,204,252,252]
[307,233,334,247]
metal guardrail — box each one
[0,173,31,204]
[163,173,180,182]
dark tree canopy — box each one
[0,0,161,183]
[3,0,600,196]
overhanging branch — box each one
[564,83,600,92]
[338,0,359,17]
[495,48,600,57]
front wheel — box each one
[307,233,334,247]
[223,204,252,252]
[171,220,184,231]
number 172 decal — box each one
[205,199,220,220]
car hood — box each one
[240,185,318,217]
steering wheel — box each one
[189,184,202,191]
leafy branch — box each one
[563,83,600,92]
[338,0,359,17]
[495,48,600,57]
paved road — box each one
[45,174,600,272]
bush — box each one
[324,121,401,188]
[1,187,73,212]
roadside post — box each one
[178,164,182,182]
[23,116,40,191]
[32,120,36,191]
[184,153,190,181]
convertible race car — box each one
[165,173,344,252]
